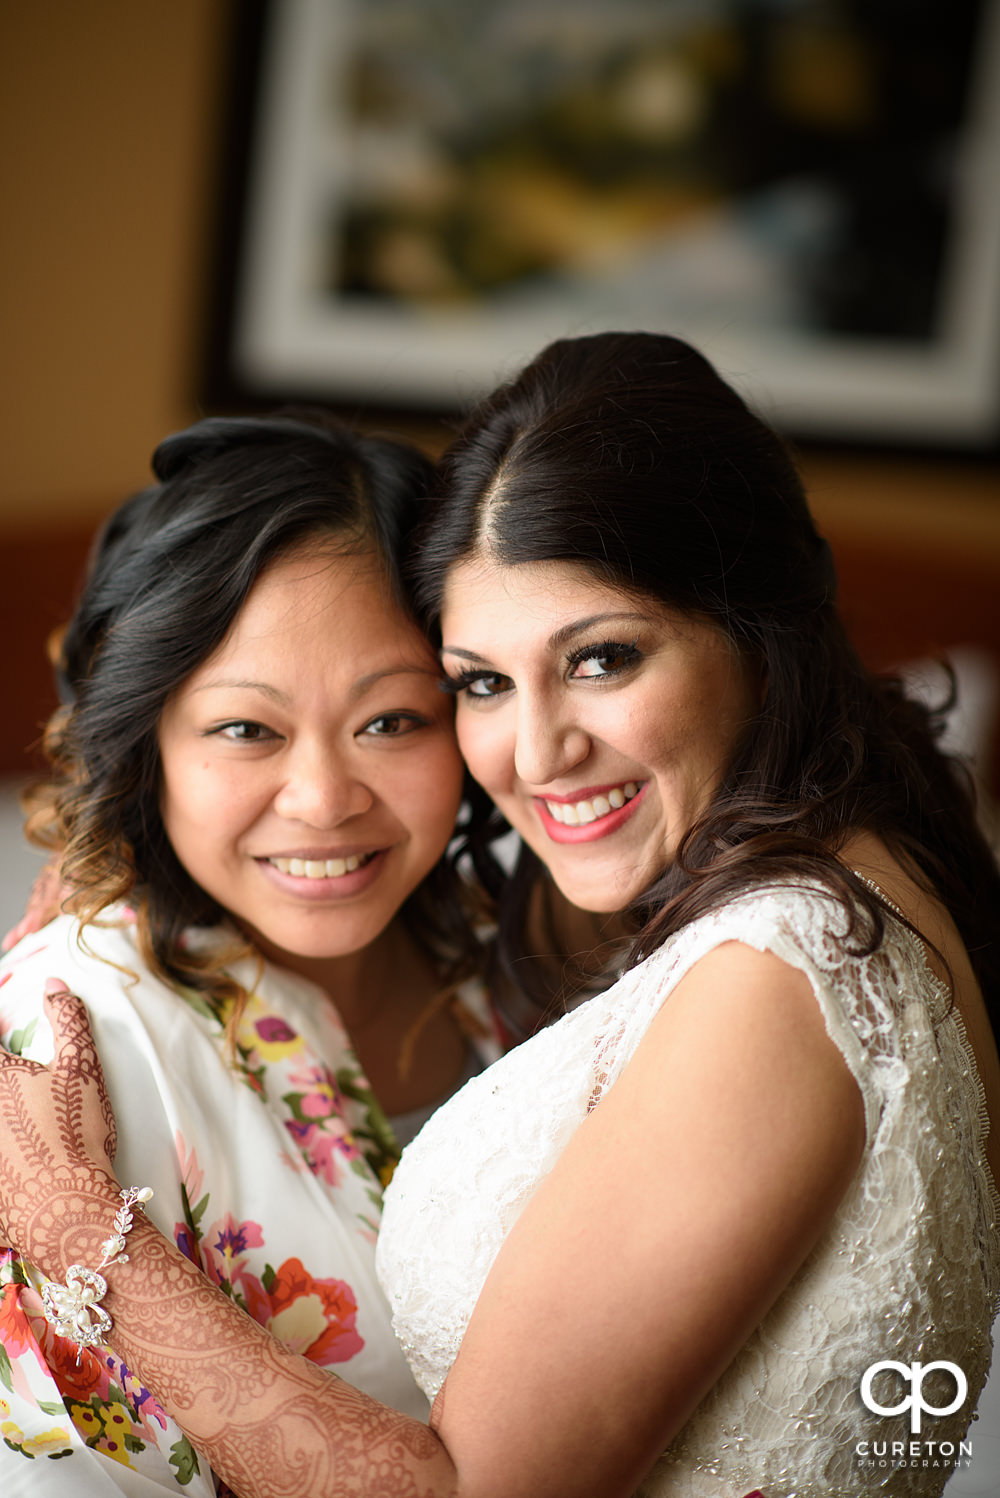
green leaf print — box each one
[169,1434,202,1484]
[178,1181,211,1261]
[176,984,223,1025]
[7,1017,38,1056]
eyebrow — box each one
[351,665,441,696]
[442,612,653,664]
[192,678,291,704]
[193,666,439,703]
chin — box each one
[547,857,667,918]
[546,874,635,917]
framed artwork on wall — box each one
[207,0,1000,449]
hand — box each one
[2,861,66,951]
[0,979,120,1276]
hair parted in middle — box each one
[28,412,486,1027]
[414,331,1000,1036]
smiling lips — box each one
[535,781,646,843]
[267,852,376,880]
[542,781,642,826]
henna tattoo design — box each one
[0,984,459,1496]
[101,1220,457,1497]
[0,984,119,1276]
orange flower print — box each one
[1,1270,111,1404]
[29,1315,112,1405]
[249,1258,364,1366]
[0,1276,48,1375]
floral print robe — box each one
[0,910,429,1495]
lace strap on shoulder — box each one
[597,881,885,1141]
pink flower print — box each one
[282,1062,362,1184]
[287,1062,338,1099]
[174,1132,205,1204]
[108,1353,170,1436]
[200,1214,265,1293]
[284,1119,361,1187]
[299,1088,336,1119]
[0,1275,46,1368]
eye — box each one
[442,669,514,700]
[567,640,641,679]
[359,712,425,737]
[212,720,277,743]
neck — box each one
[250,918,468,1116]
[250,918,421,1034]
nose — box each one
[273,741,374,827]
[513,693,591,787]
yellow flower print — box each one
[240,1008,304,1064]
[64,1391,144,1466]
[95,1399,139,1466]
[1,1415,73,1459]
[23,1425,73,1458]
[68,1403,102,1442]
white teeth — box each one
[269,854,363,879]
[544,783,642,826]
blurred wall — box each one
[0,0,231,528]
[0,0,998,787]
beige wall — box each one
[0,0,231,528]
[1,0,997,550]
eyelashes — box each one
[441,638,642,698]
[439,667,512,699]
[565,638,641,677]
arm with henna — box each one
[0,983,458,1498]
[2,949,864,1498]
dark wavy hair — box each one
[414,331,1000,1037]
[27,412,486,1028]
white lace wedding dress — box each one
[377,881,1000,1497]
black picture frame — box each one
[203,0,1000,452]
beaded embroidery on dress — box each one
[376,880,1000,1497]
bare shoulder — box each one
[606,938,868,1205]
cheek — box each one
[426,740,466,823]
[387,738,465,844]
[455,710,511,790]
[160,748,260,855]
